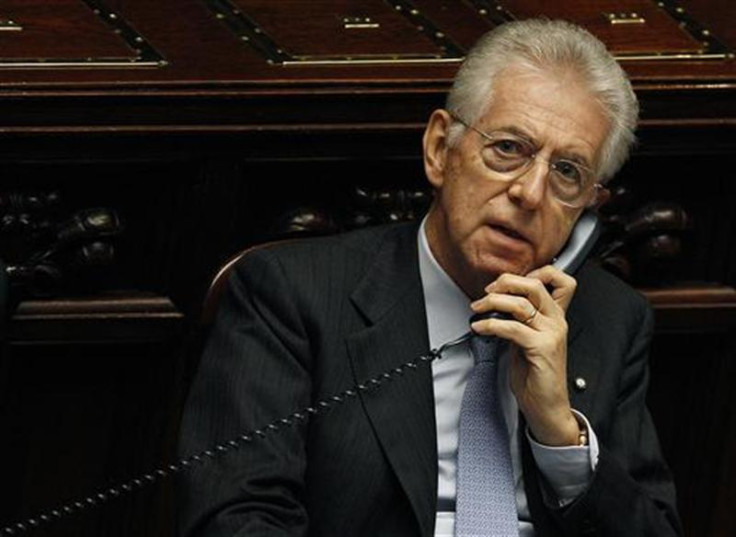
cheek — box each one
[541,215,579,261]
[445,184,501,241]
[447,159,508,208]
[440,163,487,222]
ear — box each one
[423,109,453,189]
[589,186,611,210]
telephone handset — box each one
[4,212,601,535]
[550,210,601,275]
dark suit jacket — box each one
[178,222,681,537]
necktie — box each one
[455,335,519,536]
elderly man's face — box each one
[423,66,610,298]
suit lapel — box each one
[346,224,437,537]
[565,285,598,416]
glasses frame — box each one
[449,112,602,209]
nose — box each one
[506,158,548,210]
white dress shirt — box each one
[417,220,600,537]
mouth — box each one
[489,223,530,243]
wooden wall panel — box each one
[0,0,134,59]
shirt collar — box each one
[418,217,475,350]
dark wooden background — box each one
[0,1,734,536]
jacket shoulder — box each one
[231,222,418,288]
[573,261,652,335]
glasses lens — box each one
[549,159,593,205]
[480,134,534,174]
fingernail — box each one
[470,321,482,332]
[470,300,482,311]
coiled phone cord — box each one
[0,331,473,536]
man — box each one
[179,19,681,536]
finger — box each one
[525,265,578,311]
[470,292,540,325]
[484,273,558,317]
[470,314,537,346]
[471,316,569,372]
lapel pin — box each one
[574,377,587,392]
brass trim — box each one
[283,57,464,67]
[0,60,165,69]
[282,51,734,65]
[615,52,731,61]
[603,12,646,25]
[0,19,22,31]
[343,17,380,30]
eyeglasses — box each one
[450,113,602,208]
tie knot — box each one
[470,334,499,365]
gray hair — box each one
[446,19,639,182]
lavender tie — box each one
[455,335,519,536]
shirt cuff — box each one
[526,409,600,507]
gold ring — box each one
[523,306,538,324]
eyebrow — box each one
[496,125,535,145]
[493,124,594,170]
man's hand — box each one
[470,265,579,447]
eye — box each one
[553,160,584,183]
[491,138,527,158]
[479,132,534,174]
